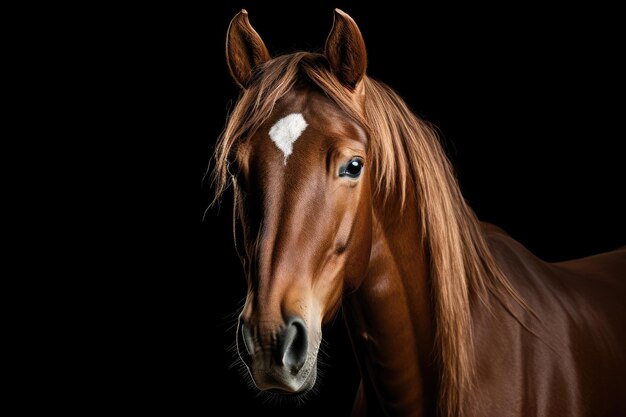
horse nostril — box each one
[276,316,308,373]
[238,320,253,367]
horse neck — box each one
[344,194,436,417]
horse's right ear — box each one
[226,10,270,89]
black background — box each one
[194,2,624,415]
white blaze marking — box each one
[269,113,308,164]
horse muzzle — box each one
[237,315,319,393]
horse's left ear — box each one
[325,9,367,89]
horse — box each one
[212,9,626,417]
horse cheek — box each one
[344,191,372,291]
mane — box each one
[213,52,526,417]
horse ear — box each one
[325,9,367,89]
[226,10,271,89]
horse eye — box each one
[339,158,363,179]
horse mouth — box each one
[249,362,318,395]
[267,388,304,396]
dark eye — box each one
[339,158,364,179]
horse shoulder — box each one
[472,223,626,416]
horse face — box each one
[233,89,371,393]
[224,8,369,395]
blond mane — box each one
[213,52,525,417]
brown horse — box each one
[213,9,626,417]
